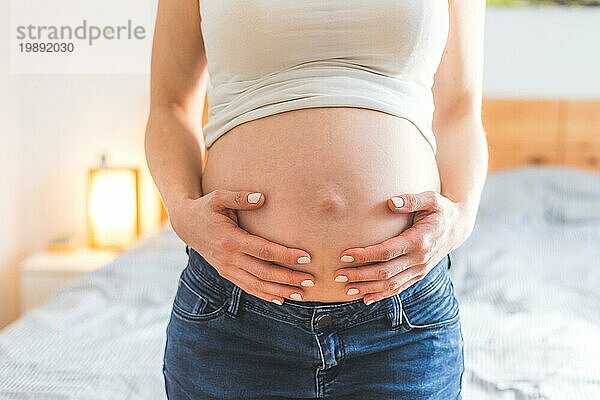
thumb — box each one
[387,191,437,213]
[210,189,265,211]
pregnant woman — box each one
[146,1,488,399]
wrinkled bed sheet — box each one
[450,166,600,400]
[0,227,187,399]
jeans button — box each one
[315,314,332,330]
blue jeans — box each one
[163,246,464,399]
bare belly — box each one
[201,107,440,302]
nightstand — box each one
[20,248,118,313]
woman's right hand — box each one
[169,189,315,305]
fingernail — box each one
[248,192,262,203]
[366,299,375,305]
[297,256,311,264]
[347,288,360,295]
[391,197,404,208]
[290,293,302,300]
[301,279,314,287]
[272,299,283,305]
[334,275,348,282]
[340,255,354,262]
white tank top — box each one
[199,0,449,154]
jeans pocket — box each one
[401,262,460,330]
[172,262,229,322]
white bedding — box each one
[450,166,600,400]
[0,229,187,399]
[0,165,599,399]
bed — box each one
[1,99,600,399]
[452,165,600,399]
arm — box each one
[145,0,317,304]
[432,0,489,239]
[145,0,208,217]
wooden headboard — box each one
[483,99,600,173]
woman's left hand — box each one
[334,191,471,305]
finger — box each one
[344,267,421,297]
[362,273,425,305]
[238,254,316,287]
[207,189,266,212]
[334,256,415,283]
[339,235,413,264]
[387,191,442,214]
[221,266,286,305]
[234,229,312,265]
[228,267,307,304]
[334,256,425,285]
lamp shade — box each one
[87,166,140,249]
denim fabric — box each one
[162,246,464,400]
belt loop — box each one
[388,294,403,329]
[185,244,190,256]
[225,285,243,319]
[447,252,453,270]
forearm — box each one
[434,114,489,237]
[144,104,206,216]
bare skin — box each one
[201,107,440,301]
[145,0,488,305]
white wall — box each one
[483,7,600,99]
[0,0,21,328]
[12,74,160,256]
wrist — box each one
[166,193,200,220]
[455,200,478,239]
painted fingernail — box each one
[340,255,354,262]
[334,275,348,282]
[347,288,360,295]
[272,299,283,305]
[391,197,404,208]
[297,256,311,264]
[248,192,262,203]
[290,293,303,300]
[366,299,375,305]
[301,279,314,287]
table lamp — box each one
[86,154,140,249]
